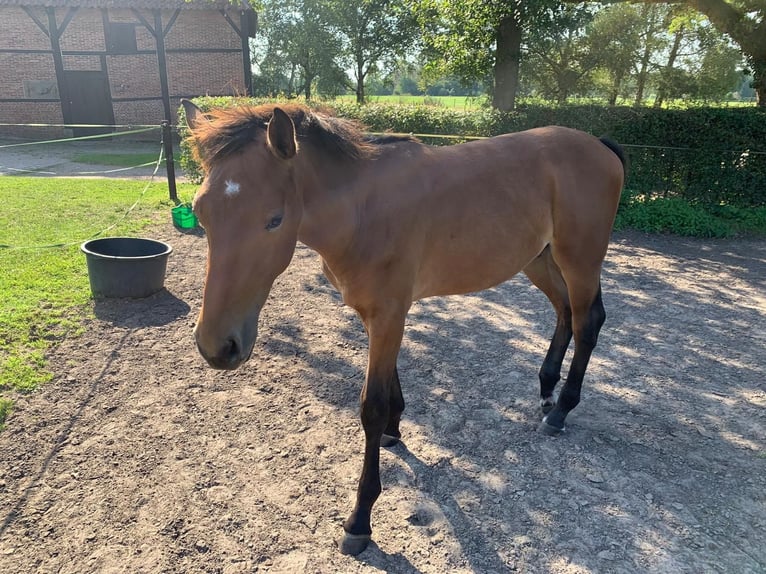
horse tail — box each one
[599,137,627,174]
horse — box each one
[181,99,625,555]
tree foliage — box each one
[253,0,347,98]
[605,0,765,106]
[248,0,754,107]
[326,0,417,103]
[586,4,648,104]
[522,4,596,104]
[413,0,562,110]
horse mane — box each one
[186,103,418,170]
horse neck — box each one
[294,147,370,260]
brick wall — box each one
[0,5,247,134]
[0,102,64,139]
[0,8,57,121]
[108,54,162,99]
[62,55,102,72]
[168,52,245,97]
[0,7,49,50]
[0,53,57,99]
[165,11,241,51]
[112,100,165,127]
[59,9,105,52]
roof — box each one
[0,0,252,9]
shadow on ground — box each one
[261,231,766,572]
[1,229,763,574]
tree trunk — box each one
[492,15,522,112]
[288,64,296,98]
[753,57,766,107]
[609,72,623,106]
[556,70,570,105]
[355,62,365,104]
[355,80,365,103]
[634,41,652,106]
[654,25,684,108]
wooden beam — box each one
[163,8,181,36]
[239,10,253,95]
[21,6,49,37]
[153,9,172,121]
[46,7,70,122]
[59,7,78,34]
[220,8,256,96]
[219,9,241,35]
[131,8,156,38]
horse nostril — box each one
[223,337,240,361]
[205,337,242,370]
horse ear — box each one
[267,107,297,160]
[182,99,208,130]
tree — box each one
[254,0,347,100]
[587,4,645,105]
[325,0,417,103]
[653,7,704,107]
[604,1,766,106]
[523,3,596,104]
[631,3,670,105]
[695,33,743,100]
[415,0,562,111]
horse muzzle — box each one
[197,337,241,370]
[194,324,257,371]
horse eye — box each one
[266,215,283,231]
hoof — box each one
[338,532,371,555]
[538,416,565,436]
[540,398,556,415]
[381,433,400,448]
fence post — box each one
[161,120,178,203]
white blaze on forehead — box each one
[224,179,241,197]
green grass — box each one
[332,94,756,110]
[71,152,167,167]
[335,94,485,109]
[0,399,11,431]
[0,176,197,428]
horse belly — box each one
[413,228,548,300]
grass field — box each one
[334,94,486,109]
[0,176,196,427]
[332,94,757,110]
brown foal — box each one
[182,99,624,555]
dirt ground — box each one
[0,220,764,573]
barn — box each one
[0,0,256,136]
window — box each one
[107,23,137,54]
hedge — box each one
[178,97,766,209]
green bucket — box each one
[172,204,198,229]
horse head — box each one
[183,100,303,369]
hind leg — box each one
[523,247,572,414]
[535,169,617,434]
[539,319,573,414]
[540,278,606,435]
